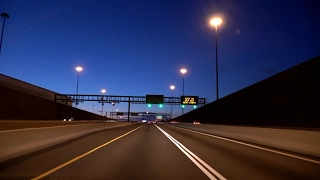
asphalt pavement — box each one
[0,123,319,179]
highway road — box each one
[1,123,320,179]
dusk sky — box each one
[1,0,319,118]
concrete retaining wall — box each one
[0,73,71,106]
[175,56,320,128]
[0,122,132,163]
[0,85,107,120]
[170,123,320,158]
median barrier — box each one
[169,123,320,158]
[0,122,132,163]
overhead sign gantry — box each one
[55,94,206,121]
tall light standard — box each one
[116,109,118,119]
[210,17,222,101]
[75,66,83,108]
[0,12,9,55]
[111,102,115,119]
[180,68,187,115]
[170,85,175,119]
[101,89,106,116]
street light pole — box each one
[180,69,187,115]
[116,109,118,119]
[0,12,9,55]
[215,25,219,100]
[111,102,114,119]
[101,89,106,116]
[101,102,104,116]
[170,85,175,119]
[210,18,222,101]
[182,75,184,95]
[75,67,82,108]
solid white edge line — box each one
[171,125,320,165]
[156,125,227,180]
[156,126,217,180]
[165,131,227,180]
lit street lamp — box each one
[170,85,175,119]
[210,17,222,101]
[180,69,187,95]
[75,66,83,107]
[101,89,106,116]
[0,12,9,55]
[180,68,187,115]
[170,85,175,96]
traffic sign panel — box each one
[181,96,198,105]
[146,94,164,104]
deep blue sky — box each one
[1,0,319,118]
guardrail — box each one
[169,123,320,158]
[0,122,132,163]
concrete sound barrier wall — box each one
[169,123,320,158]
[0,85,107,120]
[175,56,320,128]
[0,122,132,163]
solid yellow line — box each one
[31,125,143,180]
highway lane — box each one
[0,124,142,179]
[0,123,319,179]
[0,124,209,179]
[158,124,320,179]
[35,123,209,180]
